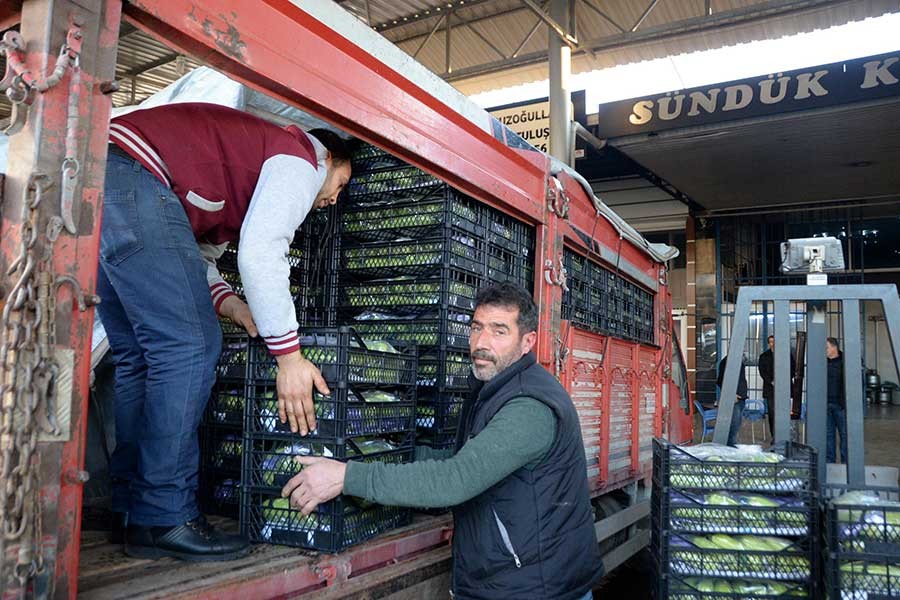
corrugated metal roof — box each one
[1,1,897,119]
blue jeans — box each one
[97,153,222,526]
[578,591,593,600]
[827,403,848,464]
[727,398,745,447]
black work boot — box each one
[125,515,250,562]
[109,511,128,545]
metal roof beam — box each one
[512,0,550,57]
[522,0,578,46]
[463,20,508,59]
[125,51,180,76]
[444,0,852,82]
[631,0,662,32]
[578,0,626,33]
[374,0,498,32]
[413,11,446,59]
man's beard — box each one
[471,348,520,381]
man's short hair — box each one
[474,282,538,335]
[827,337,840,349]
[767,335,775,341]
[307,128,351,165]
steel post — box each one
[548,0,572,163]
[842,299,865,487]
[774,300,791,442]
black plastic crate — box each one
[660,531,813,581]
[244,328,417,439]
[340,231,486,280]
[241,488,411,552]
[828,559,899,599]
[245,386,417,439]
[348,314,472,349]
[824,485,900,598]
[418,349,471,390]
[216,324,250,381]
[337,272,479,316]
[204,381,245,427]
[416,391,465,437]
[242,434,414,490]
[653,488,815,537]
[825,486,900,557]
[346,165,443,199]
[340,194,483,244]
[199,425,243,473]
[199,467,241,519]
[657,572,811,599]
[652,439,817,496]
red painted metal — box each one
[173,521,452,600]
[0,2,120,598]
[120,0,546,224]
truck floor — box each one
[78,514,452,600]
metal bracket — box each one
[554,336,570,377]
[547,177,570,219]
[543,255,568,291]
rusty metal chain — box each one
[0,22,86,593]
[0,174,59,591]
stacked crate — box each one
[562,249,654,344]
[824,485,900,599]
[651,439,820,599]
[199,320,248,518]
[336,145,535,449]
[199,209,337,518]
[240,327,417,552]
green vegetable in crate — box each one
[359,390,401,403]
[355,439,397,455]
[260,444,307,487]
[260,497,320,536]
[362,339,398,353]
[212,435,242,468]
[713,580,732,594]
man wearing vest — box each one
[283,282,604,599]
[99,102,351,560]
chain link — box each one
[0,174,58,591]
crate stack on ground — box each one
[199,209,338,518]
[824,485,900,599]
[562,249,654,345]
[336,144,536,450]
[239,327,417,551]
[651,439,820,599]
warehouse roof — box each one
[2,1,897,120]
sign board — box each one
[595,51,900,139]
[489,90,586,154]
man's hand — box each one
[282,456,346,515]
[275,351,330,435]
[219,296,258,337]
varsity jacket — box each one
[109,102,327,355]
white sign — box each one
[490,100,553,152]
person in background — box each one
[758,335,796,438]
[281,283,603,600]
[717,354,749,446]
[826,337,848,464]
